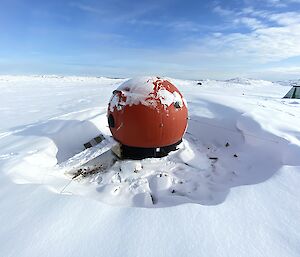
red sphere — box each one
[107,77,188,148]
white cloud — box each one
[69,1,160,23]
[213,6,235,16]
[269,12,300,25]
[241,7,255,15]
[204,24,300,62]
[245,0,300,8]
[264,66,300,73]
[269,0,300,5]
[233,17,265,29]
[168,21,200,32]
[205,5,300,63]
[69,2,104,15]
[265,0,287,7]
[249,66,300,80]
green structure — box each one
[283,84,300,99]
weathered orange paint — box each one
[107,78,188,148]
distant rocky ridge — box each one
[276,79,300,87]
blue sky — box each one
[0,0,300,80]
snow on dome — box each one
[156,88,175,106]
[117,76,156,96]
[112,76,185,109]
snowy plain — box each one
[0,75,299,257]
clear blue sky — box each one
[0,0,300,80]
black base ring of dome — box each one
[121,139,182,160]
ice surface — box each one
[0,75,300,257]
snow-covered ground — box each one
[0,75,299,257]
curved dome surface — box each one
[107,77,188,148]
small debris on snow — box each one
[150,193,156,204]
[111,173,122,183]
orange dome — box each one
[107,77,188,158]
